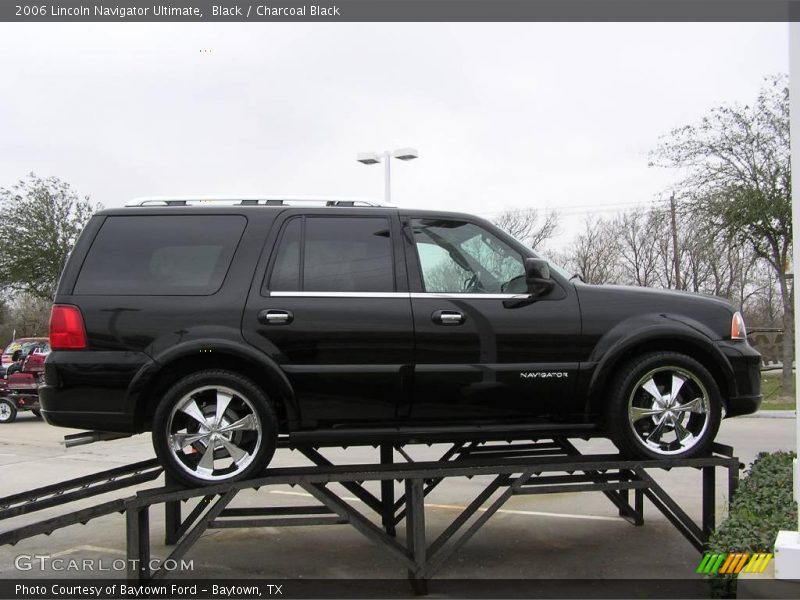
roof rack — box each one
[126,196,388,208]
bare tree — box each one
[561,217,621,284]
[651,75,793,391]
[0,294,51,339]
[493,208,559,250]
[615,208,661,287]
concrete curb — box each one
[747,410,796,419]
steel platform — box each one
[0,438,741,594]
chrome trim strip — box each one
[409,293,531,300]
[269,291,531,300]
[270,291,407,298]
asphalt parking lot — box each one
[0,413,795,587]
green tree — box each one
[0,173,100,300]
[651,75,793,392]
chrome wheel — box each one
[166,385,262,482]
[627,366,710,456]
[0,402,12,422]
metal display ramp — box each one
[0,438,740,594]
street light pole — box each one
[357,147,419,204]
[383,151,392,204]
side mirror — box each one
[11,350,21,362]
[503,258,556,308]
[524,258,555,296]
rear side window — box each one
[267,216,394,293]
[269,218,302,291]
[74,215,246,295]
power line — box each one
[474,198,670,217]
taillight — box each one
[49,305,87,350]
[731,311,747,341]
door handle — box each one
[258,309,293,325]
[432,310,465,326]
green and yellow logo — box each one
[697,552,773,575]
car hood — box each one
[579,283,735,312]
[573,282,736,341]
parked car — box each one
[40,198,762,486]
[2,338,48,371]
[0,341,49,423]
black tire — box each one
[32,409,42,419]
[0,398,17,424]
[605,352,722,459]
[152,370,278,487]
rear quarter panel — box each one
[48,209,280,425]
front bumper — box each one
[718,340,763,417]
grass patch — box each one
[759,373,795,411]
[707,451,797,597]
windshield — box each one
[3,339,48,355]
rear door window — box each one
[74,215,246,295]
[267,216,394,293]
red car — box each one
[2,337,48,370]
[0,339,49,423]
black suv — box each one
[40,198,762,486]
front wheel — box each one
[152,370,278,487]
[0,399,17,424]
[606,352,722,459]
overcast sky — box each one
[0,22,789,245]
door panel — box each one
[410,295,581,420]
[404,216,582,421]
[243,211,413,427]
[244,294,413,424]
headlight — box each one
[731,311,747,341]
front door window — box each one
[411,219,525,293]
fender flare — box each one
[126,339,298,427]
[585,317,736,413]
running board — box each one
[289,422,597,445]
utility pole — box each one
[670,194,681,289]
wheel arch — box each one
[128,340,297,431]
[586,326,735,420]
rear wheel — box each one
[0,399,17,424]
[606,352,722,459]
[152,370,278,487]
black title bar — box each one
[0,579,719,599]
[1,0,800,23]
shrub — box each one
[706,451,797,597]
